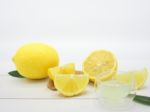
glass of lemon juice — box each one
[96,72,136,110]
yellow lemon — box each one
[13,43,59,79]
[83,50,117,82]
[117,68,148,89]
[54,74,89,96]
[48,63,75,80]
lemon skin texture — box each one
[13,43,59,79]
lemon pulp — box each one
[83,50,117,82]
[48,63,75,80]
[117,68,148,89]
[54,74,89,96]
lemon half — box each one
[83,50,117,82]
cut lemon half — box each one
[83,50,117,82]
[48,63,75,80]
[54,74,89,96]
[117,68,148,90]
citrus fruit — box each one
[83,50,117,82]
[13,43,59,79]
[117,68,148,90]
[48,63,75,80]
[54,74,89,96]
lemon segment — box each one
[54,74,89,96]
[60,63,75,74]
[117,68,148,89]
[83,50,117,82]
[48,67,60,80]
[48,63,75,80]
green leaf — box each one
[8,70,24,78]
[133,95,150,106]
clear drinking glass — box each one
[95,71,136,111]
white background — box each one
[0,0,150,112]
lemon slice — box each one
[54,74,89,96]
[48,63,75,80]
[117,68,148,89]
[83,50,117,82]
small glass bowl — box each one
[95,71,136,111]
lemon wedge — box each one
[117,68,148,89]
[48,63,75,80]
[54,74,89,96]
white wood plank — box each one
[0,98,149,112]
[0,75,96,99]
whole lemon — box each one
[13,43,59,79]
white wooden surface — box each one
[0,60,150,112]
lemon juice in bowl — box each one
[96,72,136,110]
